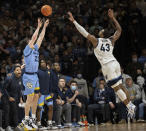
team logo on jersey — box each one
[26,82,33,89]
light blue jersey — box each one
[24,44,39,73]
[23,44,40,95]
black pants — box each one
[87,103,110,123]
[71,105,80,122]
[2,97,18,128]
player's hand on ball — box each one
[44,19,49,27]
[38,18,43,28]
[108,9,114,19]
[68,12,75,22]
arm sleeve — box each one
[23,45,32,57]
[73,21,89,38]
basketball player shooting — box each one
[19,18,49,130]
[68,9,136,118]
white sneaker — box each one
[127,103,136,119]
[78,121,85,126]
[0,127,5,131]
[30,118,38,129]
[22,119,33,130]
[5,126,13,131]
[47,121,58,130]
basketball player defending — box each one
[21,18,49,130]
[68,9,136,118]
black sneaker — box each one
[37,124,47,130]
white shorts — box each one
[102,60,122,88]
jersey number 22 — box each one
[100,44,110,52]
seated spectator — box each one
[137,85,146,122]
[136,74,145,90]
[53,78,72,128]
[2,65,23,130]
[74,72,89,100]
[87,82,111,125]
[66,80,84,127]
[125,76,142,120]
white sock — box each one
[25,116,29,120]
[37,121,41,125]
[48,120,52,125]
[32,114,36,119]
[116,89,127,101]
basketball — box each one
[41,5,52,16]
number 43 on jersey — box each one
[100,43,110,52]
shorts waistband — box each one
[25,72,37,75]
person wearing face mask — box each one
[2,65,23,131]
[74,71,89,100]
[136,69,145,90]
[66,80,85,127]
[137,83,146,122]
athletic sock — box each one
[25,116,29,120]
[48,120,52,125]
[32,114,36,119]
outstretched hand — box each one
[44,19,49,27]
[68,12,75,22]
[108,9,115,19]
[38,18,43,28]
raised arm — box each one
[108,9,122,45]
[68,12,97,48]
[28,18,42,48]
[36,19,49,48]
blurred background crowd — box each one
[0,0,146,130]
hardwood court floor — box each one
[57,123,146,131]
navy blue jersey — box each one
[38,69,53,95]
